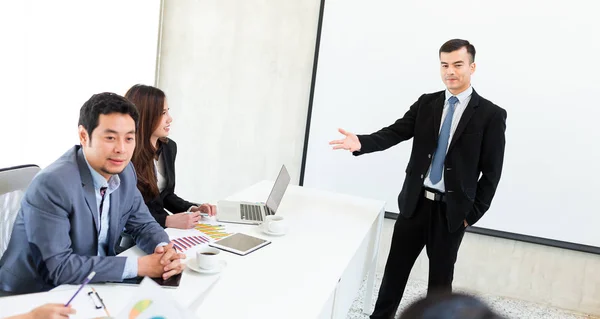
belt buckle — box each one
[424,190,436,201]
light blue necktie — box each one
[430,96,458,184]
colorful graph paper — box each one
[194,223,232,240]
[129,299,154,319]
[170,235,210,252]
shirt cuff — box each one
[122,257,138,279]
[157,242,169,248]
[187,205,197,212]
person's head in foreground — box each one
[399,292,505,319]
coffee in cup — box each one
[196,247,220,270]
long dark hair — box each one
[125,84,167,202]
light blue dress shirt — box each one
[83,156,138,279]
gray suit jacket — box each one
[0,146,169,294]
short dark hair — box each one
[78,92,139,141]
[439,39,476,63]
[399,292,505,319]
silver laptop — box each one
[217,165,291,225]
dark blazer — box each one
[147,138,196,227]
[354,89,507,232]
[0,146,169,294]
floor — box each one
[346,274,594,318]
[345,218,597,318]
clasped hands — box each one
[139,243,186,280]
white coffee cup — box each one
[263,215,287,234]
[196,247,220,270]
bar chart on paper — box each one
[194,223,232,240]
[170,235,211,252]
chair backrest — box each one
[0,164,40,259]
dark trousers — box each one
[370,191,466,319]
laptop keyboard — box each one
[240,204,263,221]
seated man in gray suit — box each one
[0,92,185,294]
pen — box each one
[197,224,224,228]
[65,271,96,306]
[91,287,110,317]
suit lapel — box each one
[161,142,175,190]
[432,92,446,140]
[76,148,100,234]
[448,90,480,153]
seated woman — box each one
[125,84,216,229]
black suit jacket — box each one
[354,89,507,232]
[147,139,196,227]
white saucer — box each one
[187,260,227,275]
[261,228,286,236]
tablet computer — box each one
[209,233,271,256]
[111,273,182,288]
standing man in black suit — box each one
[329,39,507,318]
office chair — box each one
[0,164,40,259]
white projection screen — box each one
[302,0,600,249]
[0,0,161,169]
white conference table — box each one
[0,181,385,319]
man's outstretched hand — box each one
[329,128,361,152]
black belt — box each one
[424,188,445,202]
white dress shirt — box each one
[155,153,167,193]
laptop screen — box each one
[265,165,291,213]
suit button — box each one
[420,174,424,179]
[446,167,452,170]
[428,154,431,158]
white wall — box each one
[0,0,161,169]
[157,0,321,203]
